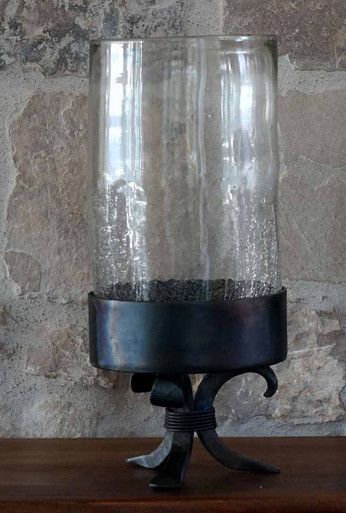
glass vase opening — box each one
[88,35,281,302]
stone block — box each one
[224,0,346,70]
[280,157,345,283]
[279,91,346,168]
[4,251,41,294]
[216,306,345,428]
[7,92,90,295]
[25,320,122,389]
[0,0,119,75]
[0,0,184,75]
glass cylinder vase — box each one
[88,35,281,303]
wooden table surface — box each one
[0,437,345,512]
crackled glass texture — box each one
[88,36,281,301]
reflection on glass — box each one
[88,36,281,301]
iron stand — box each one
[128,367,279,489]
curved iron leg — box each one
[127,431,174,470]
[127,374,194,488]
[127,373,174,470]
[149,431,193,489]
[194,367,280,474]
[149,375,194,489]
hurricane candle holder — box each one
[88,35,287,489]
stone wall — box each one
[0,0,344,437]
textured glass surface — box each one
[88,36,281,301]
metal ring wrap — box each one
[164,408,217,432]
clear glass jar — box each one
[88,35,281,302]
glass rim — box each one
[90,34,277,45]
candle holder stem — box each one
[127,368,280,489]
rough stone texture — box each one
[216,303,345,436]
[0,0,184,75]
[21,395,99,437]
[268,307,344,424]
[279,91,346,168]
[0,1,344,438]
[0,0,119,75]
[4,250,41,294]
[183,0,223,35]
[280,158,346,283]
[335,21,346,70]
[278,90,346,284]
[224,0,346,71]
[6,92,90,296]
[119,0,184,39]
[25,321,121,389]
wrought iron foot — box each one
[128,374,193,488]
[126,432,174,470]
[128,367,279,489]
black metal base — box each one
[89,288,287,373]
[128,368,280,489]
[88,289,287,488]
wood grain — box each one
[0,437,345,512]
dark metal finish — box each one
[128,368,280,489]
[88,289,287,488]
[127,432,173,470]
[165,408,217,432]
[194,369,279,474]
[89,288,287,373]
[130,373,155,393]
[150,375,186,408]
[127,374,194,489]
